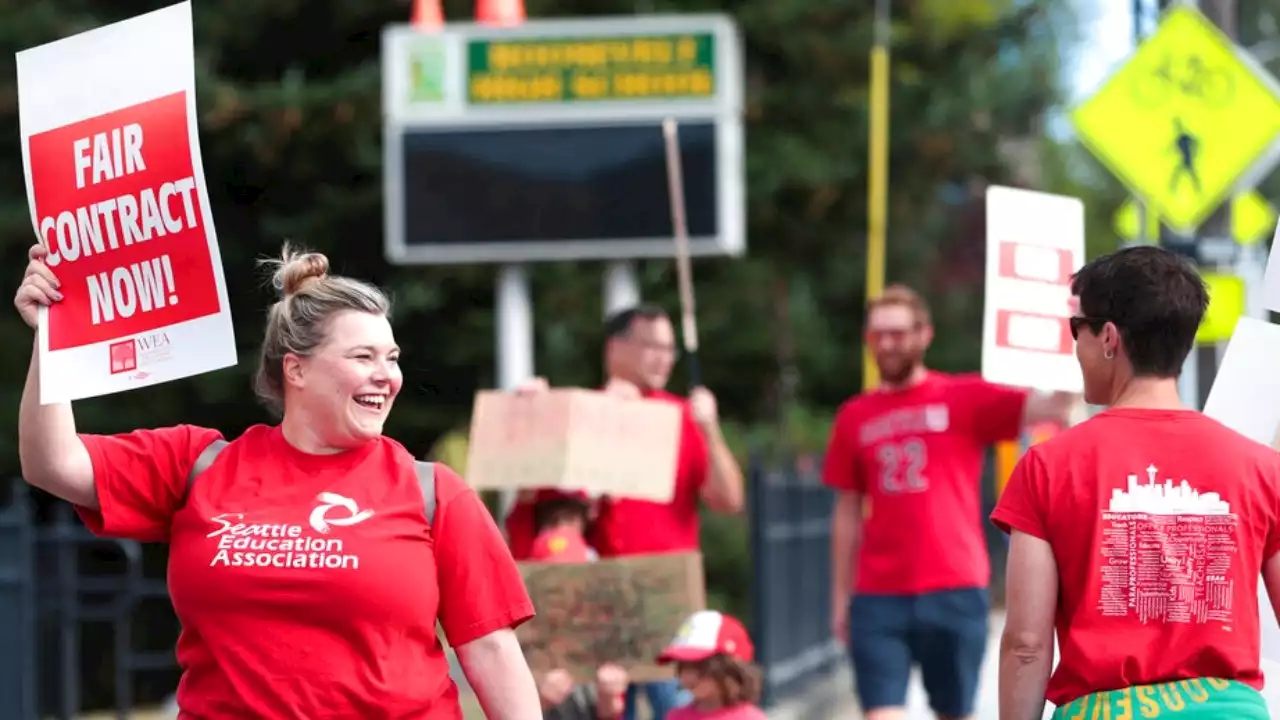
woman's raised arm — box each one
[15,243,96,508]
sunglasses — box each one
[1068,316,1108,340]
[866,323,922,339]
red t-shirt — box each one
[76,423,535,719]
[505,500,537,561]
[591,389,709,557]
[823,372,1028,594]
[991,408,1280,706]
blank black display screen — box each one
[400,122,718,245]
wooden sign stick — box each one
[662,117,701,387]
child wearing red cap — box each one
[656,611,768,719]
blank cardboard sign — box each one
[465,389,681,502]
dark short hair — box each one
[1070,246,1208,377]
[602,303,669,341]
[532,498,590,535]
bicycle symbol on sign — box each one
[1131,52,1235,109]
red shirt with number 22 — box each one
[823,372,1028,595]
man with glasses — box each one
[824,284,1074,720]
[511,304,745,720]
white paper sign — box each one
[1202,317,1280,664]
[982,185,1085,393]
[17,2,235,403]
[1203,317,1280,446]
[1263,219,1280,313]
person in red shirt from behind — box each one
[992,246,1280,720]
[824,284,1073,720]
[14,242,539,719]
[511,303,746,720]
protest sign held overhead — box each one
[466,389,682,502]
[17,2,235,404]
[982,185,1085,394]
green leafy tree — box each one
[0,0,1119,709]
[0,0,1110,472]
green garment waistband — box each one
[1051,678,1268,720]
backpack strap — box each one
[415,461,437,528]
[182,439,228,504]
[182,443,437,527]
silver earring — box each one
[1103,349,1115,360]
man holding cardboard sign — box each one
[509,304,744,552]
[511,303,744,719]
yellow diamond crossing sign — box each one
[1114,191,1279,245]
[1196,271,1245,345]
[1072,6,1280,234]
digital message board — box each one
[381,14,744,265]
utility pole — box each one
[863,0,890,391]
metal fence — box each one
[748,450,1005,709]
[0,480,179,720]
[747,453,842,708]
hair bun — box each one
[268,242,330,298]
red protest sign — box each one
[27,91,222,352]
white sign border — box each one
[17,1,236,404]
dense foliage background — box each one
[0,0,1129,467]
[15,0,1260,709]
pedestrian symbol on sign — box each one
[1170,118,1201,194]
[1069,6,1280,233]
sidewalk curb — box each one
[765,662,857,720]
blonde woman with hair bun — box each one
[14,241,541,719]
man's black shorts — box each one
[847,587,989,717]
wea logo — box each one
[309,492,375,534]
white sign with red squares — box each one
[982,185,1085,393]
